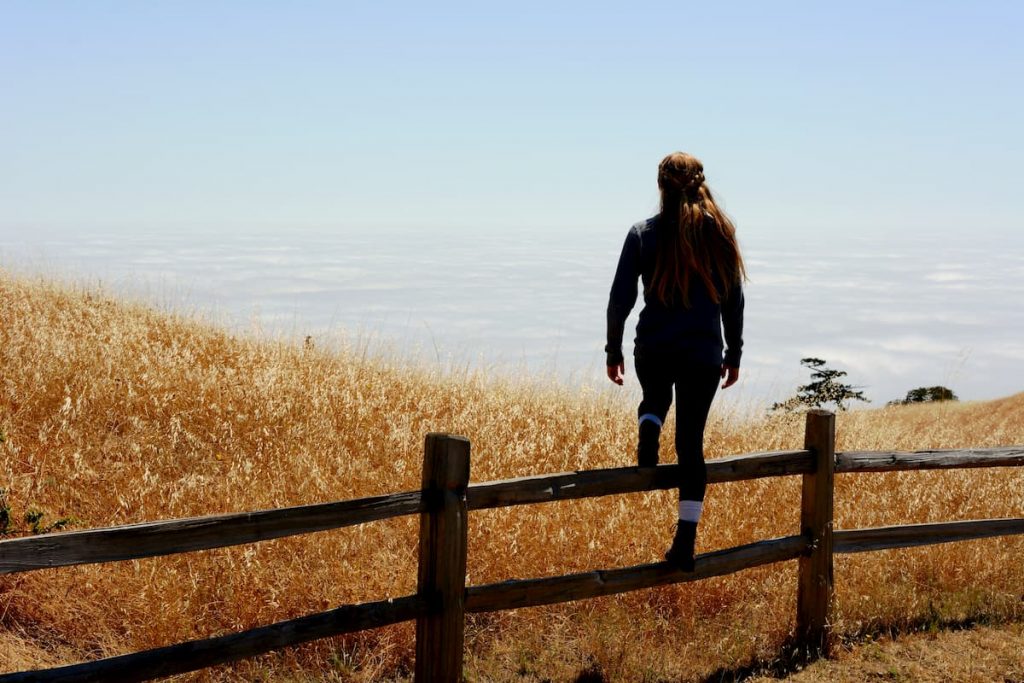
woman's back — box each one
[606,213,744,369]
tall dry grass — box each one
[1,269,1022,681]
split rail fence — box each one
[1,410,1023,682]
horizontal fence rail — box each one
[836,447,1024,473]
[2,413,1023,683]
[466,449,812,510]
[0,491,425,575]
[0,595,427,683]
[5,446,1017,577]
[834,518,1024,554]
[466,534,808,613]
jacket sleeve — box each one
[605,228,641,366]
[721,277,745,368]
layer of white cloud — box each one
[2,226,1021,407]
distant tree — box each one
[888,385,958,406]
[771,357,870,412]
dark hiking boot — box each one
[665,521,697,572]
[637,420,661,467]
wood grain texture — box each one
[466,450,811,511]
[836,447,1024,473]
[464,534,807,613]
[415,434,470,683]
[0,595,426,683]
[797,410,836,656]
[0,491,424,575]
[834,518,1024,554]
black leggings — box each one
[635,353,720,501]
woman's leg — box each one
[665,362,721,570]
[674,362,721,501]
[634,353,674,467]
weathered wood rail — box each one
[1,412,1022,682]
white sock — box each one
[639,413,663,428]
[678,500,703,523]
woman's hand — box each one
[607,362,625,386]
[721,364,739,389]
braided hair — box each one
[649,152,747,307]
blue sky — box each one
[3,1,1022,238]
[3,2,1024,403]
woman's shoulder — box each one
[629,216,659,236]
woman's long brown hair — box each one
[649,151,747,307]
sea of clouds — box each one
[3,225,1021,410]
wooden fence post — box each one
[415,433,471,683]
[797,409,836,657]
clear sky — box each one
[3,1,1022,238]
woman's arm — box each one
[605,228,641,375]
[721,278,745,371]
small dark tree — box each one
[888,385,958,406]
[771,357,870,412]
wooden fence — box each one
[1,409,1023,682]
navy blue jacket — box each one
[605,215,744,368]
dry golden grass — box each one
[1,269,1022,682]
[748,622,1024,682]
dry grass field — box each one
[1,269,1023,681]
[749,621,1024,682]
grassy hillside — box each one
[1,270,1023,681]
